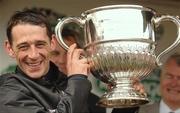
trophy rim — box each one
[84,38,155,49]
[83,4,156,16]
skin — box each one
[4,23,88,79]
[51,36,75,74]
[67,43,89,76]
[4,24,55,79]
[51,36,89,76]
[160,58,180,110]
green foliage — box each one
[1,64,16,74]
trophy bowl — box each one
[87,40,156,108]
[55,5,180,108]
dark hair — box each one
[62,28,82,48]
[62,28,79,39]
[26,7,66,33]
[167,52,180,66]
[6,9,53,45]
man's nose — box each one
[28,46,39,59]
[171,78,179,86]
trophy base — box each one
[97,86,149,108]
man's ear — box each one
[4,40,16,58]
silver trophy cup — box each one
[55,5,180,108]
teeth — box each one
[28,62,41,66]
[168,88,180,94]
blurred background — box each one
[0,0,179,111]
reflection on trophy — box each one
[55,5,180,108]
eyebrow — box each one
[35,41,47,44]
[16,42,28,48]
[16,40,47,47]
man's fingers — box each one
[68,43,86,60]
[67,43,76,59]
[132,78,147,96]
[131,77,140,85]
[66,43,90,76]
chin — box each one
[26,71,45,79]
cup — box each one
[55,5,180,108]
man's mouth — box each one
[167,88,180,94]
[26,61,42,69]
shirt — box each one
[160,100,180,113]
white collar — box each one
[160,100,180,113]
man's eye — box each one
[51,51,60,56]
[166,74,173,79]
[36,42,47,48]
[36,43,45,48]
[18,46,28,51]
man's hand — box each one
[132,78,146,96]
[66,44,89,77]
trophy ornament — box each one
[55,5,180,108]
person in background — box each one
[0,9,91,113]
[51,28,78,75]
[138,53,180,113]
[51,28,106,113]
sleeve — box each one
[0,87,47,113]
[0,74,91,113]
[60,74,92,113]
[111,107,139,113]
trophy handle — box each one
[55,17,84,50]
[155,15,180,65]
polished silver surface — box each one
[55,5,180,108]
